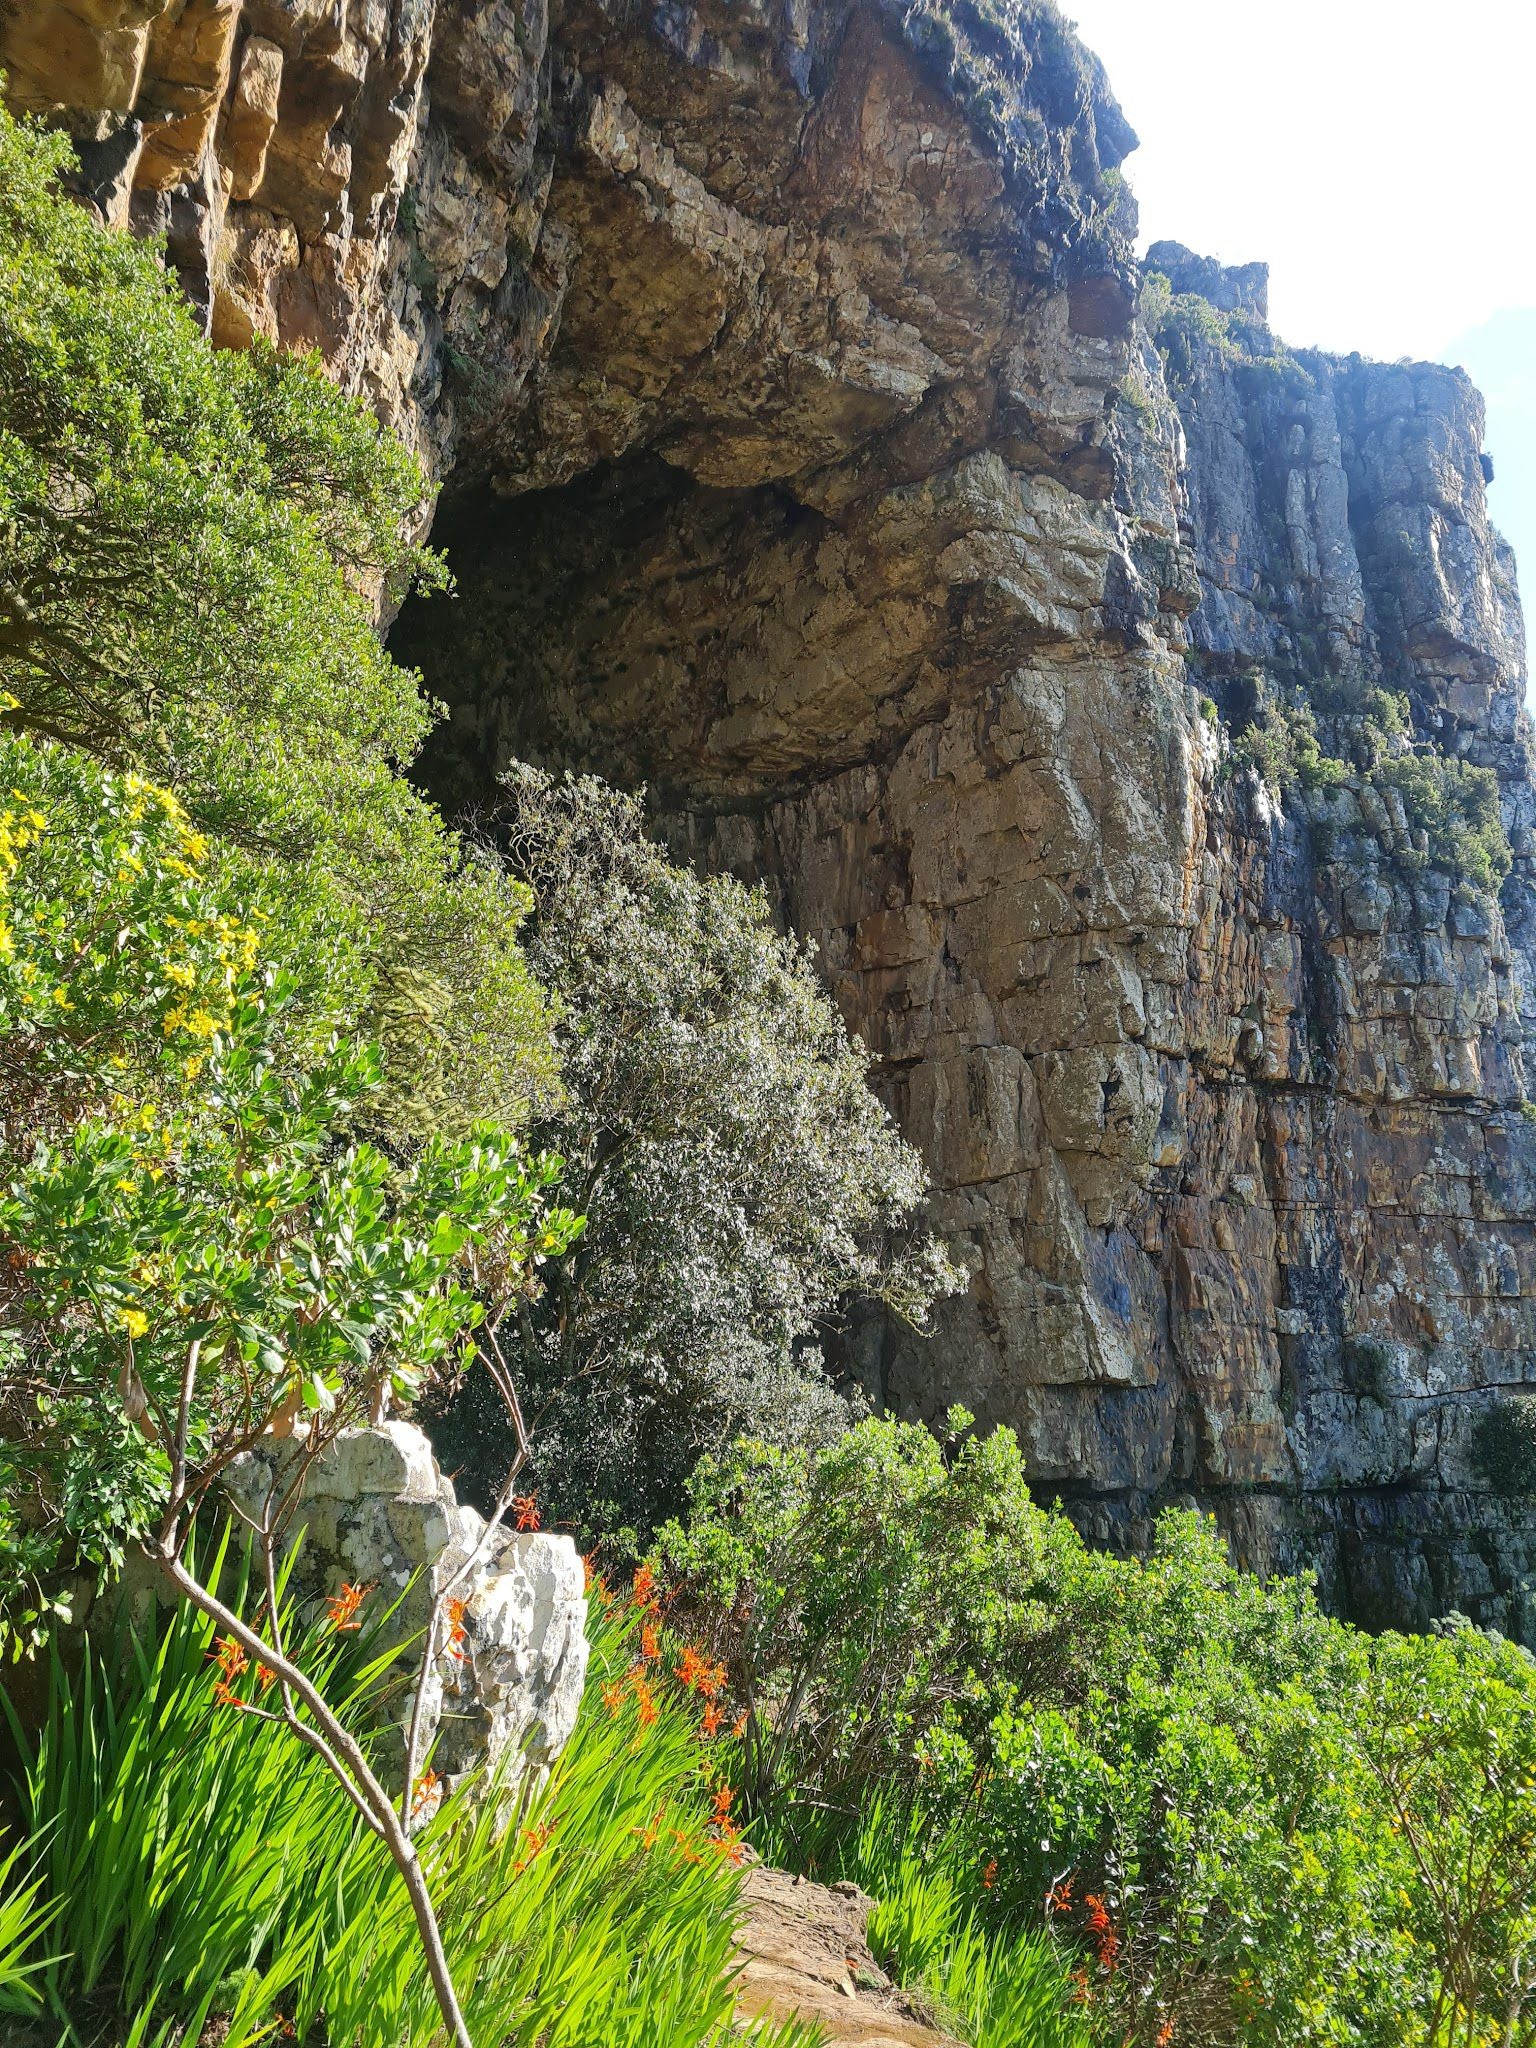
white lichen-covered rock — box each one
[226,1422,588,1790]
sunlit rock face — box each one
[12,0,1536,1636]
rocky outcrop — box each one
[228,1422,589,1787]
[10,0,1536,1638]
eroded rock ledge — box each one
[10,0,1536,1638]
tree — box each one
[0,728,582,2046]
[0,102,555,1133]
[427,768,957,1546]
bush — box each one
[0,102,555,1132]
[0,725,578,1659]
[1470,1397,1536,1495]
[660,1414,1536,2046]
[1,1560,822,2047]
[1374,751,1510,892]
[425,770,957,1549]
[1219,670,1511,897]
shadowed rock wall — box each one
[11,0,1536,1636]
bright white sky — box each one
[1063,0,1536,603]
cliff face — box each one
[12,0,1536,1638]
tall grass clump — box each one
[1,1557,823,2047]
[752,1793,1090,2048]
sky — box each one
[1062,0,1536,615]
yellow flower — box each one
[120,1306,149,1340]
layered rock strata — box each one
[10,0,1536,1637]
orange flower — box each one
[639,1808,667,1851]
[1084,1894,1111,1936]
[676,1644,727,1698]
[640,1621,661,1662]
[710,1783,734,1827]
[410,1768,442,1821]
[212,1678,244,1709]
[982,1858,998,1890]
[513,1822,552,1875]
[1156,2022,1175,2048]
[445,1596,468,1661]
[513,1495,540,1532]
[325,1581,369,1632]
[1047,1878,1075,1915]
[1071,1966,1092,2005]
[699,1703,723,1739]
[256,1662,277,1691]
[601,1678,628,1717]
[731,1711,749,1740]
[631,1563,657,1610]
[211,1633,249,1683]
[632,1674,658,1727]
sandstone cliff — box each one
[10,0,1536,1639]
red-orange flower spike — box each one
[211,1634,249,1683]
[513,1495,540,1532]
[731,1710,749,1740]
[1156,2022,1175,2048]
[710,1783,734,1826]
[325,1581,369,1632]
[256,1662,277,1691]
[631,1562,657,1610]
[640,1621,661,1662]
[1047,1878,1075,1915]
[1084,1894,1111,1936]
[601,1678,627,1717]
[982,1858,998,1891]
[445,1596,468,1660]
[513,1822,552,1875]
[410,1767,442,1821]
[212,1678,243,1709]
[632,1674,658,1727]
[699,1703,723,1739]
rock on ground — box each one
[227,1421,588,1788]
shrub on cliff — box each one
[658,1414,1536,2047]
[0,102,555,1131]
[425,769,958,1548]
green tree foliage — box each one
[1470,1396,1536,1496]
[0,103,555,1129]
[427,770,957,1549]
[0,726,579,1652]
[659,1415,1536,2047]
